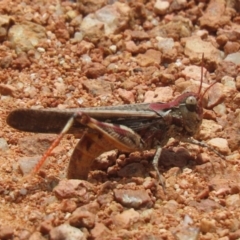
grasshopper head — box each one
[149,54,218,139]
[178,70,217,135]
[175,54,217,136]
[178,92,203,135]
[149,91,203,136]
[150,55,217,137]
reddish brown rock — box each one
[54,179,97,201]
[203,109,217,120]
[129,30,149,40]
[60,199,77,213]
[217,23,240,41]
[84,62,106,78]
[215,61,239,81]
[175,78,194,93]
[97,192,114,206]
[221,125,240,151]
[196,119,222,140]
[188,199,222,212]
[149,16,192,40]
[0,55,12,68]
[40,220,53,235]
[120,79,138,90]
[207,83,225,108]
[209,177,231,193]
[157,37,176,62]
[0,14,14,41]
[114,189,154,208]
[29,231,46,240]
[82,79,112,96]
[233,92,240,106]
[199,0,231,31]
[69,210,96,228]
[93,150,117,171]
[196,152,212,165]
[222,81,238,108]
[117,88,135,103]
[224,41,240,55]
[18,230,31,240]
[144,49,161,64]
[226,194,240,207]
[229,230,240,240]
[135,54,155,67]
[200,218,217,233]
[216,34,228,46]
[169,0,187,11]
[12,52,31,69]
[18,134,56,156]
[136,49,161,67]
[159,72,175,84]
[0,226,14,240]
[0,83,16,96]
[182,65,208,82]
[91,223,111,239]
[184,36,222,71]
[80,17,104,43]
[164,200,179,213]
[124,41,138,53]
[235,76,240,90]
[69,201,100,228]
[144,86,173,103]
[54,21,70,42]
[112,208,140,229]
[75,40,95,56]
[77,0,107,14]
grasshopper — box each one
[6,62,218,189]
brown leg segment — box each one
[67,131,115,179]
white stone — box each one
[224,52,240,65]
[207,138,230,155]
[0,138,9,151]
[157,37,174,53]
[37,47,45,53]
[109,45,117,53]
[154,0,170,15]
[50,224,85,240]
[18,156,41,175]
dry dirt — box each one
[0,0,240,239]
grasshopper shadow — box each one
[159,147,194,169]
[91,147,196,182]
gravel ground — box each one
[0,0,240,239]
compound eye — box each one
[186,96,197,111]
[186,96,197,105]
